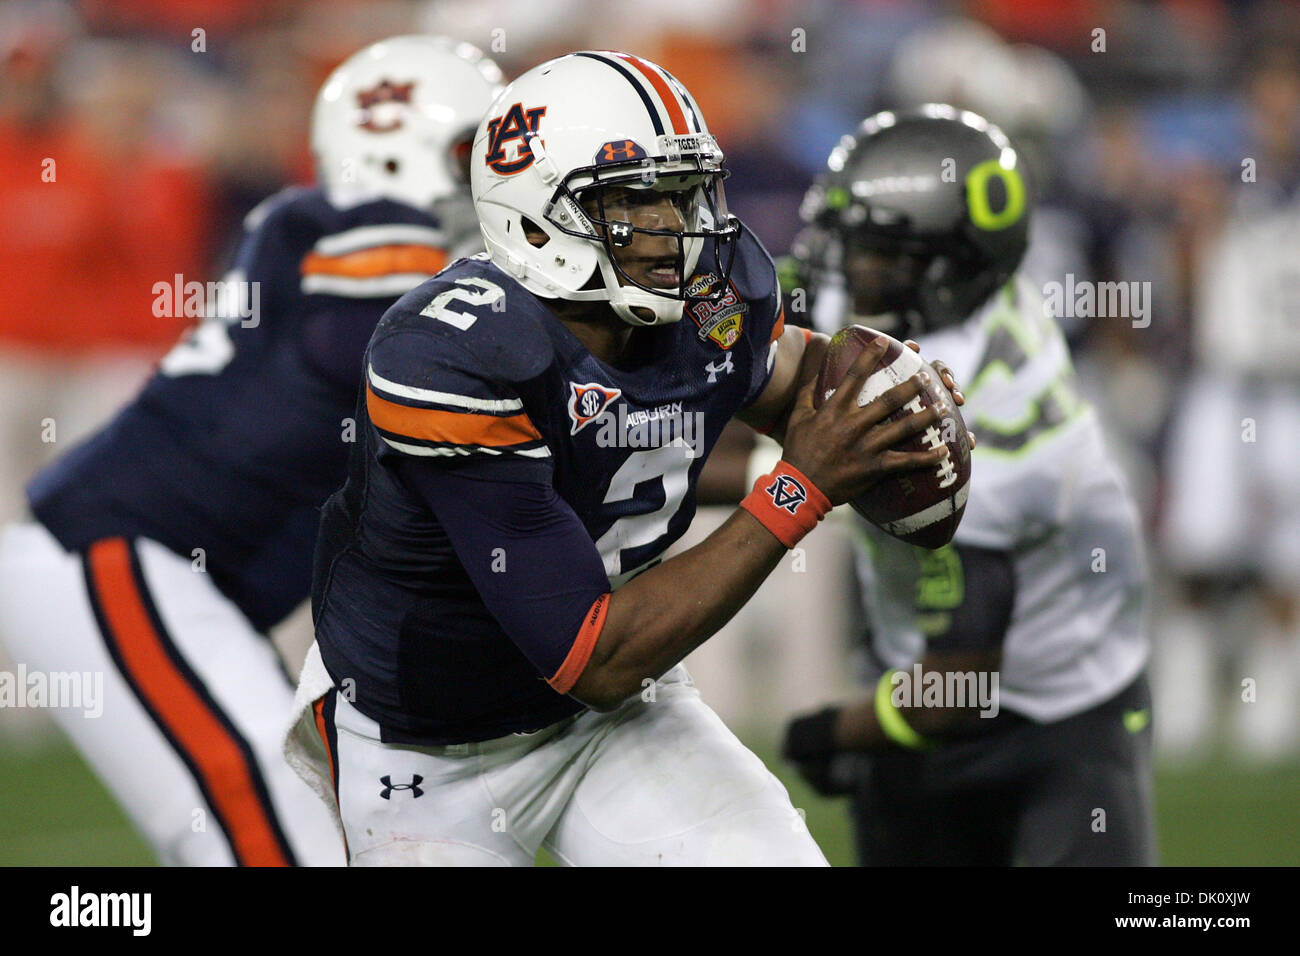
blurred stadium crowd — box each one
[2,0,1299,766]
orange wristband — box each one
[740,460,831,548]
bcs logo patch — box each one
[766,473,808,514]
[568,381,622,435]
[685,272,746,350]
[356,79,416,133]
[485,102,547,175]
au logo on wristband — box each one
[766,474,808,514]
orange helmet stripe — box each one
[609,52,689,136]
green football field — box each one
[0,737,1296,866]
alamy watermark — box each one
[1042,274,1151,328]
[50,886,150,936]
[152,271,260,328]
[594,402,706,457]
[0,665,103,718]
[890,663,1000,718]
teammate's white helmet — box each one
[312,35,504,211]
[470,51,740,326]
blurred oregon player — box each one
[775,107,1155,865]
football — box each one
[814,326,971,549]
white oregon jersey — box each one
[818,274,1149,722]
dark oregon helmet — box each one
[796,104,1031,335]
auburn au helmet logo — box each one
[485,102,547,175]
[356,79,416,133]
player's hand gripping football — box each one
[780,335,969,507]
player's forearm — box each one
[570,508,787,709]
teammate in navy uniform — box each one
[287,51,965,867]
[27,186,454,634]
[0,37,504,866]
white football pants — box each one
[0,522,344,866]
[305,663,827,866]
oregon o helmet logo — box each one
[965,159,1026,231]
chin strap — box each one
[597,254,685,326]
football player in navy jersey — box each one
[0,36,504,865]
[286,51,965,867]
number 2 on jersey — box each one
[595,442,694,587]
[420,277,505,331]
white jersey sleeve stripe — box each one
[367,365,524,414]
[302,273,438,298]
[314,224,448,257]
[378,436,549,458]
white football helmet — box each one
[312,35,504,214]
[470,51,741,326]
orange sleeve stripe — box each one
[770,307,786,343]
[801,327,813,345]
[548,593,610,695]
[311,695,348,858]
[301,244,448,280]
[87,538,292,867]
[312,696,337,792]
[367,387,542,447]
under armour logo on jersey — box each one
[485,102,547,175]
[766,474,808,514]
[356,79,415,133]
[704,351,734,383]
[568,381,622,435]
[379,775,424,799]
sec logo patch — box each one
[567,381,621,435]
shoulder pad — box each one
[242,185,311,233]
[289,192,452,300]
[366,287,550,462]
[381,258,555,383]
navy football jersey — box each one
[314,227,786,744]
[29,187,462,632]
